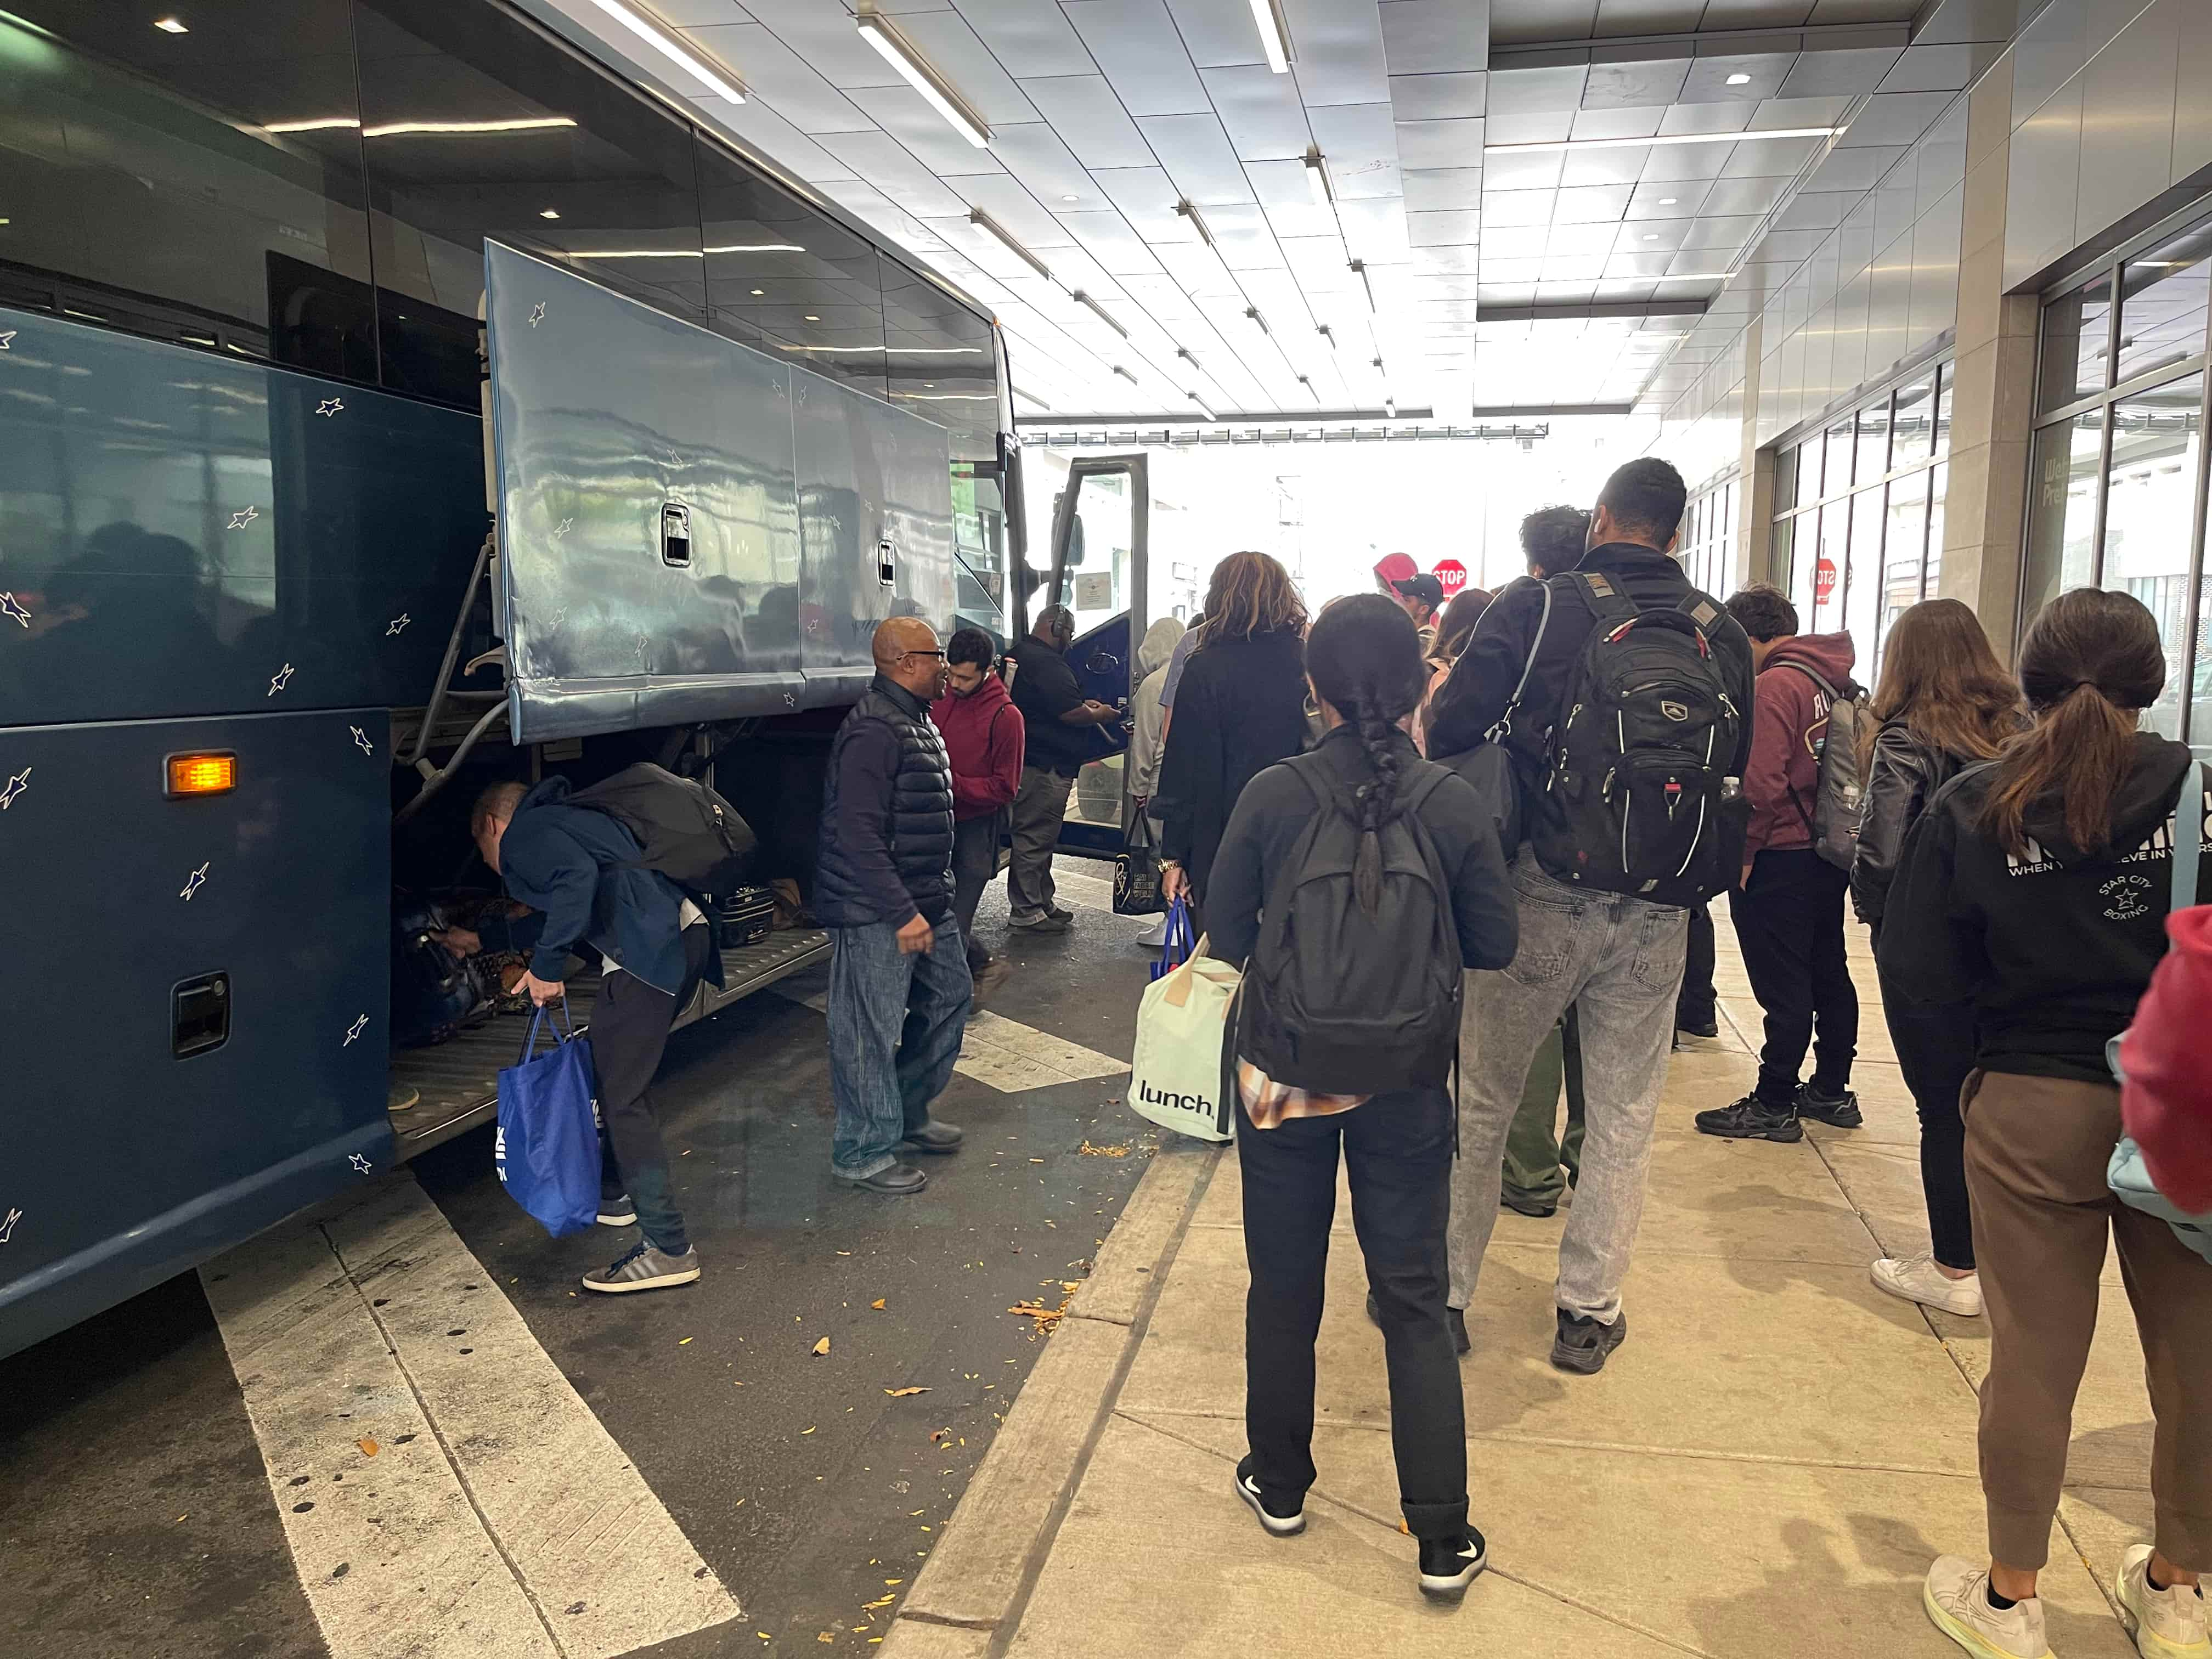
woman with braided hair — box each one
[1203,593,1517,1604]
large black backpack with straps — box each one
[1526,572,1742,907]
[567,763,758,898]
[1235,753,1464,1096]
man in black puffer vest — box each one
[817,617,970,1194]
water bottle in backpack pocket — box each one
[1774,661,1869,871]
[1529,572,1742,907]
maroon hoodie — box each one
[1743,631,1858,861]
[930,672,1025,822]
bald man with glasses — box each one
[815,617,970,1195]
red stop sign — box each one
[1814,557,1838,603]
[1432,558,1468,597]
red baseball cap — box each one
[1373,552,1418,588]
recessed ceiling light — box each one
[804,313,820,321]
[1643,233,1658,241]
[750,287,764,296]
[154,15,188,32]
[1060,194,1080,203]
[1725,72,1752,85]
[539,208,561,219]
[1658,196,1678,205]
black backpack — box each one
[1526,572,1742,906]
[568,763,758,898]
[1235,754,1463,1096]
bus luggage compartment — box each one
[0,708,391,1361]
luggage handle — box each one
[518,997,577,1062]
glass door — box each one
[1045,455,1148,855]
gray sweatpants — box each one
[1448,857,1688,1324]
[1007,765,1071,919]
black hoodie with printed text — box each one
[1880,732,2209,1085]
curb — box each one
[878,1134,1223,1657]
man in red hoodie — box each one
[1696,585,1866,1142]
[933,628,1025,1001]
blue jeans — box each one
[828,917,972,1179]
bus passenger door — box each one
[1043,455,1147,856]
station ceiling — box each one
[533,0,2010,424]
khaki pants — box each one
[1963,1069,2212,1571]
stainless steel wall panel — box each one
[2005,78,2084,289]
[2175,0,2212,183]
[2009,0,2090,127]
[2073,1,2180,253]
[485,242,806,741]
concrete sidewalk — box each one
[882,903,2159,1658]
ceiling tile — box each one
[1490,0,1596,43]
[1748,94,1853,128]
[1772,189,1853,231]
[1571,105,1667,140]
[1395,117,1486,170]
[1307,103,1404,196]
[944,173,1074,245]
[739,0,905,87]
[1657,102,1754,137]
[1163,0,1270,68]
[1403,167,1486,211]
[1876,41,2002,94]
[950,0,1094,76]
[1617,218,1689,251]
[814,130,974,217]
[1677,212,1765,249]
[1411,244,1481,272]
[1545,221,1622,256]
[1376,0,1489,74]
[1486,148,1565,189]
[1478,256,1547,283]
[1583,57,1691,110]
[1282,0,1392,105]
[685,21,875,133]
[1562,145,1653,185]
[1023,76,1155,167]
[1086,165,1197,238]
[1490,64,1591,116]
[1717,133,1824,176]
[877,9,1042,121]
[1479,224,1550,257]
[1332,197,1413,261]
[1408,209,1483,244]
[1697,174,1791,214]
[1594,0,1706,35]
[701,96,861,183]
[1777,44,1905,97]
[1834,89,1957,148]
[1638,143,1733,182]
[1806,0,1921,20]
[986,121,1104,207]
[1485,110,1576,144]
[1482,188,1557,227]
[844,83,1015,174]
[1059,211,1171,275]
[1135,112,1256,204]
[1390,71,1487,121]
[1062,0,1210,116]
[1680,53,1795,104]
[1554,182,1635,223]
[1624,179,1709,217]
[1803,143,1906,192]
[1203,63,1314,160]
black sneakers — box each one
[1417,1530,1489,1600]
[1795,1084,1864,1127]
[1694,1094,1804,1142]
[1550,1308,1628,1374]
[1233,1456,1306,1536]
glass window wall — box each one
[1769,361,1951,678]
[2028,205,2212,742]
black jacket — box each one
[1850,722,1972,927]
[815,676,956,929]
[1007,635,1096,775]
[1880,733,2210,1084]
[1155,627,1310,898]
[1424,544,1756,793]
[1203,725,1519,974]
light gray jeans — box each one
[1448,856,1688,1324]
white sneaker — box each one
[1873,1254,1984,1316]
[1924,1556,2052,1658]
[2117,1544,2210,1659]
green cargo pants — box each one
[1500,1005,1585,1209]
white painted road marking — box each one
[777,988,1128,1093]
[202,1179,738,1659]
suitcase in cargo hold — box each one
[715,885,775,949]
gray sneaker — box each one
[1008,910,1071,934]
[1550,1308,1627,1374]
[582,1242,700,1294]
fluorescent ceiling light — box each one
[1070,290,1130,340]
[1316,325,1336,351]
[1350,259,1376,314]
[154,16,188,31]
[856,7,991,148]
[1304,149,1333,208]
[1725,72,1752,84]
[1486,126,1839,156]
[1385,396,1397,418]
[892,392,996,401]
[1246,307,1270,336]
[1176,200,1214,249]
[969,209,1052,281]
[564,242,806,257]
[1244,0,1293,72]
[539,207,561,219]
[585,0,747,102]
[787,344,985,354]
[1113,365,1139,384]
[1296,375,1320,404]
[264,116,582,136]
[1013,385,1051,410]
[1189,392,1217,420]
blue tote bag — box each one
[496,1002,601,1237]
[1150,896,1195,983]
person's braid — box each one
[1346,663,1401,910]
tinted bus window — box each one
[0,0,374,371]
[881,258,998,461]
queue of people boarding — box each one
[453,448,2209,1656]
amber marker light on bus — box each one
[165,752,237,798]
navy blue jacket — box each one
[479,777,720,997]
[816,676,957,929]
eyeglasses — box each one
[898,648,947,662]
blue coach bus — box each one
[0,0,1087,1359]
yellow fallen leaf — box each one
[357,1438,379,1457]
[864,1594,896,1610]
[819,1634,834,1644]
[679,1336,694,1346]
[802,1426,816,1435]
[883,1386,931,1397]
[870,1299,885,1311]
[883,1578,904,1585]
[811,1336,830,1356]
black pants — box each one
[593,924,712,1255]
[1733,848,1858,1107]
[1237,1087,1468,1542]
[950,812,1001,973]
[1876,952,1978,1271]
[1677,901,1716,1030]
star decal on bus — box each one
[228,506,259,530]
[268,663,295,696]
[343,1013,369,1046]
[552,517,574,539]
[348,1153,373,1175]
[529,302,546,326]
[0,330,15,351]
[0,1208,20,1245]
[315,398,343,416]
[1,592,29,627]
[1,768,28,810]
[386,613,411,636]
[179,862,210,901]
[350,726,374,756]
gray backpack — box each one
[1778,662,1868,871]
[1235,753,1462,1096]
